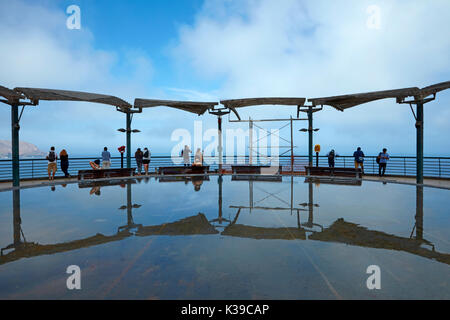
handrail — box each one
[0,155,449,181]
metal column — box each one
[308,106,313,167]
[290,116,294,173]
[126,112,131,169]
[11,104,20,187]
[249,117,253,165]
[416,102,424,184]
[218,116,223,173]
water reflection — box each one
[158,174,209,192]
[0,177,449,268]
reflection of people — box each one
[353,147,365,173]
[192,177,203,191]
[193,148,203,166]
[90,159,101,170]
[182,145,191,166]
[89,186,101,196]
[60,149,70,177]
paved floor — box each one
[0,174,449,192]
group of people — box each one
[326,147,390,176]
[181,145,204,167]
[134,147,151,175]
[45,144,390,180]
[46,146,69,180]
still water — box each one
[0,175,449,299]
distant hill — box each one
[0,140,46,159]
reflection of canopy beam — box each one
[222,224,306,240]
[230,205,306,211]
[0,232,132,266]
[135,213,218,236]
[308,218,450,266]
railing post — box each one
[343,157,346,168]
[32,159,34,179]
[439,158,441,178]
[404,158,406,176]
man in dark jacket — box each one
[353,147,365,174]
[135,148,143,175]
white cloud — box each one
[0,0,155,155]
[173,0,450,155]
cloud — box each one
[0,0,155,154]
[173,0,450,155]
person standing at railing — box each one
[353,147,365,174]
[377,148,390,177]
[143,147,151,175]
[135,148,143,175]
[182,145,191,167]
[326,149,339,168]
[193,148,203,167]
[59,149,70,178]
[46,146,58,181]
[101,147,111,169]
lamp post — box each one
[117,128,140,169]
[299,128,319,167]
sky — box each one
[0,0,449,157]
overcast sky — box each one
[0,0,449,157]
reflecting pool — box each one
[0,175,449,299]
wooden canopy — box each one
[14,87,132,110]
[134,98,218,116]
[219,97,306,120]
[308,87,420,111]
[0,85,23,102]
[220,97,306,109]
[308,81,450,111]
[420,80,450,98]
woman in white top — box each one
[142,147,151,175]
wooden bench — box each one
[157,166,209,175]
[78,168,136,180]
[232,165,281,175]
[305,166,362,179]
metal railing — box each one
[0,155,449,181]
